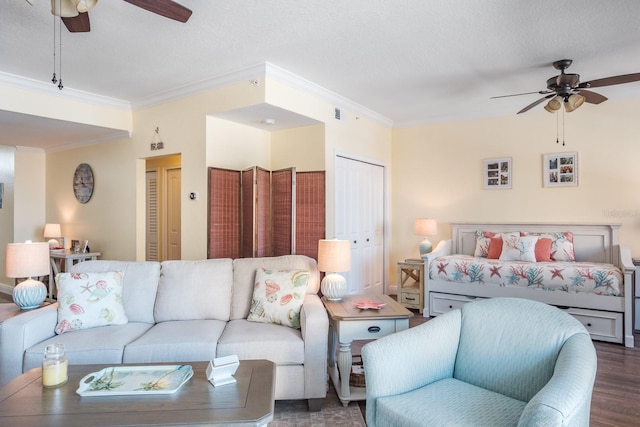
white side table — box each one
[322,294,413,406]
[48,251,101,300]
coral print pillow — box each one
[247,268,310,329]
[474,231,519,257]
[499,235,539,262]
[55,271,128,335]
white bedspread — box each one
[429,255,623,296]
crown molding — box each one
[0,71,131,111]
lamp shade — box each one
[43,223,62,238]
[414,218,437,236]
[565,94,585,112]
[6,242,50,278]
[544,96,562,113]
[318,239,351,272]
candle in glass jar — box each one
[42,343,68,388]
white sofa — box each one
[0,255,329,410]
[424,222,635,348]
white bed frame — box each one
[423,222,635,348]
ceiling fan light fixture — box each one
[75,0,98,13]
[565,94,586,112]
[544,96,562,113]
[51,0,79,17]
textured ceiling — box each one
[2,0,640,150]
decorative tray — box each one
[76,365,193,396]
[354,300,386,310]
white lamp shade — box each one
[5,242,50,278]
[317,239,350,272]
[414,218,437,236]
[43,223,62,238]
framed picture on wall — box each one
[543,152,578,187]
[483,157,512,190]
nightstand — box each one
[397,260,424,313]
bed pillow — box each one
[535,238,553,262]
[523,232,576,261]
[55,271,127,335]
[499,235,539,262]
[474,231,519,257]
[487,237,504,259]
[247,268,310,329]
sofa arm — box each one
[0,303,58,386]
[362,309,462,427]
[300,294,329,400]
[518,333,597,427]
[423,239,452,263]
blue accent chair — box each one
[361,298,597,427]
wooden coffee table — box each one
[0,359,275,427]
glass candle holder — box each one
[42,343,68,388]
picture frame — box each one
[543,152,578,187]
[483,157,512,190]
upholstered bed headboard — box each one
[451,222,621,265]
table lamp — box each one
[414,218,437,256]
[5,241,50,309]
[318,239,351,301]
[43,223,62,248]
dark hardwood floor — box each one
[3,292,638,425]
[353,306,640,426]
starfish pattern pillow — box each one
[55,271,128,334]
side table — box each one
[48,251,101,300]
[397,260,424,313]
[322,294,413,406]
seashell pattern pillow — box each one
[247,268,310,329]
[55,271,128,334]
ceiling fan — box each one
[28,0,192,33]
[492,59,640,114]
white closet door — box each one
[335,156,384,295]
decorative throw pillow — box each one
[535,238,553,262]
[487,237,503,259]
[499,235,539,262]
[474,231,519,257]
[247,268,310,329]
[55,271,128,335]
[522,232,575,261]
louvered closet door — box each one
[335,156,384,295]
[146,170,159,261]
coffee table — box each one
[0,359,274,427]
[323,294,413,406]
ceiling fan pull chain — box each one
[58,2,63,91]
[555,108,559,144]
[51,7,57,85]
[562,105,566,146]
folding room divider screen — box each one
[208,167,325,261]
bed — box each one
[423,222,634,347]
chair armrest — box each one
[0,303,58,386]
[362,309,462,427]
[518,333,597,427]
[300,294,329,399]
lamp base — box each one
[419,238,433,257]
[13,278,47,310]
[321,273,347,301]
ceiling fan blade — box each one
[583,73,640,88]
[61,12,90,32]
[579,90,608,105]
[517,94,555,114]
[123,0,192,23]
[490,90,551,99]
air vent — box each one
[334,107,342,121]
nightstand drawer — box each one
[400,292,422,306]
[337,318,406,341]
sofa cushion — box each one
[123,320,226,363]
[154,259,233,322]
[231,255,320,320]
[375,378,526,427]
[23,322,153,373]
[55,271,128,334]
[247,268,310,328]
[217,319,305,364]
[70,260,160,324]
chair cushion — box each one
[217,319,304,364]
[375,378,526,427]
[123,320,226,363]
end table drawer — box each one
[338,319,403,341]
[400,292,422,306]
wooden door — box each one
[145,170,159,261]
[165,168,181,260]
[335,156,384,295]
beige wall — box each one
[271,124,325,172]
[390,97,640,285]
